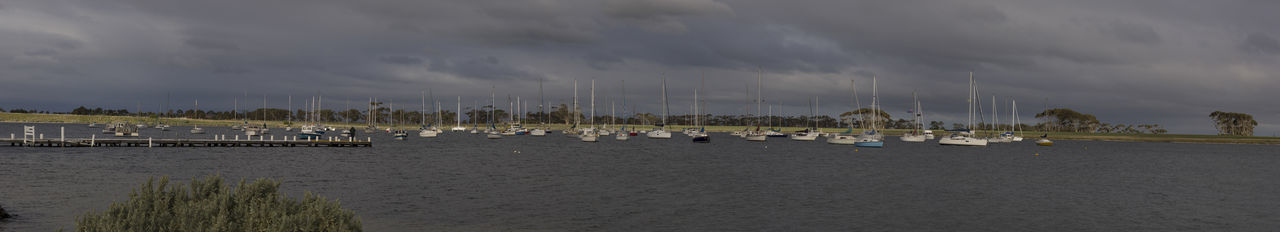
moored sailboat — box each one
[939,72,989,146]
[646,75,672,139]
[900,91,927,142]
[854,75,884,148]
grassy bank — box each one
[71,175,361,231]
[3,112,1277,144]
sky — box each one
[1,0,1277,135]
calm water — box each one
[1,123,1277,231]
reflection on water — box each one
[1,123,1278,231]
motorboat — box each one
[393,130,408,140]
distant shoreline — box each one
[1,112,1276,145]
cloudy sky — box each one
[1,0,1277,135]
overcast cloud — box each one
[1,0,1277,135]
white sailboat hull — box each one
[939,136,988,146]
[419,130,438,138]
[900,134,927,142]
[646,130,671,139]
[615,134,630,141]
[529,129,546,136]
[827,135,857,145]
[789,132,819,141]
[745,134,767,141]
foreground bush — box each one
[72,175,361,231]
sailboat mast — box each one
[244,90,248,121]
[661,75,668,127]
[851,79,860,129]
[421,91,426,126]
[621,80,626,127]
[490,85,496,129]
[968,72,975,130]
[432,89,439,126]
[539,79,545,126]
[747,67,757,127]
[457,96,462,128]
[590,79,595,127]
[574,79,579,127]
[872,74,878,130]
[508,95,513,125]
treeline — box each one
[15,106,1260,136]
[1031,108,1167,134]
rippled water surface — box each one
[1,123,1278,231]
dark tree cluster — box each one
[1209,111,1257,136]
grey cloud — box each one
[184,37,239,51]
[429,56,542,80]
[23,49,57,56]
[1105,21,1161,44]
[1240,33,1280,55]
[378,55,424,65]
[605,0,732,19]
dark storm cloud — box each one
[429,56,541,80]
[0,0,1277,135]
[1240,33,1280,55]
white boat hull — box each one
[419,130,438,138]
[940,136,989,146]
[486,133,502,139]
[789,133,819,141]
[581,134,599,142]
[1036,138,1054,146]
[900,135,927,142]
[646,130,672,139]
[745,135,767,141]
[827,135,857,145]
[615,134,630,141]
[529,129,547,136]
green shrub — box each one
[71,175,361,231]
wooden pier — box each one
[1,138,372,147]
